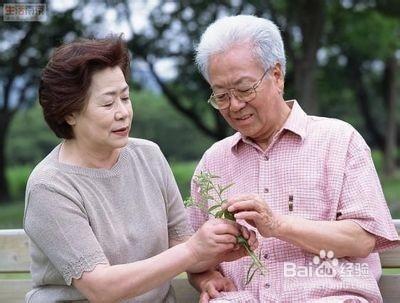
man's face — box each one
[208,44,285,144]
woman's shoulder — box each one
[127,137,159,149]
[26,145,68,192]
[126,137,164,158]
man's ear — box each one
[272,63,285,94]
[64,113,77,126]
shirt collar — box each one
[230,100,308,152]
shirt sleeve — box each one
[24,184,109,285]
[337,130,400,252]
[157,149,194,241]
[186,156,210,233]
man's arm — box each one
[188,270,236,303]
[275,215,376,258]
[224,194,376,258]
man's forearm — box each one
[187,269,222,292]
[275,216,376,258]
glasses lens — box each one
[209,93,229,109]
[235,87,256,102]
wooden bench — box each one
[1,221,399,302]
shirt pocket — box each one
[286,187,330,221]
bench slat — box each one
[172,276,199,303]
[0,229,30,273]
[378,274,400,302]
[380,246,400,268]
[0,277,198,303]
[0,280,32,302]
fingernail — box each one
[228,206,234,212]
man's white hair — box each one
[195,15,286,82]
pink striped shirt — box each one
[187,100,399,302]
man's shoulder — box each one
[203,132,239,158]
[307,115,356,138]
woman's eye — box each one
[121,97,130,102]
[104,103,113,107]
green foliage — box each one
[6,104,61,167]
[131,90,213,161]
[184,171,266,284]
[170,161,197,199]
[0,200,24,228]
[6,166,33,201]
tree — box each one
[0,7,84,202]
[326,1,400,176]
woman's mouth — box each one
[112,127,129,136]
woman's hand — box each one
[219,224,258,263]
[185,218,240,263]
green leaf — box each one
[208,204,221,212]
[215,210,223,218]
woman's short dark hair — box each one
[39,36,130,139]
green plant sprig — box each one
[184,171,266,284]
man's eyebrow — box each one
[212,77,255,90]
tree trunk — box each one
[346,56,386,150]
[383,56,398,176]
[293,0,326,115]
[0,112,12,203]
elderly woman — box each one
[23,37,256,303]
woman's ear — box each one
[64,113,77,126]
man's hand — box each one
[222,194,282,238]
[188,270,236,303]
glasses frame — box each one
[208,69,269,110]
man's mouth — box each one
[236,114,252,121]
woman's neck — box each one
[59,139,120,169]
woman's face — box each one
[67,66,133,152]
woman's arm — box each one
[73,219,240,303]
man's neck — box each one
[255,102,291,151]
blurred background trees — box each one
[1,0,399,220]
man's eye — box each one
[104,103,113,107]
[237,87,252,93]
[121,97,130,102]
[214,93,228,101]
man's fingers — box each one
[227,199,265,213]
[206,283,220,298]
[223,278,237,292]
[240,225,249,239]
[234,211,261,222]
[222,194,256,209]
[199,291,210,303]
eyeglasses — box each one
[208,69,269,110]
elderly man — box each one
[187,15,399,303]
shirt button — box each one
[264,155,269,161]
[264,283,270,288]
[263,188,269,193]
[263,253,269,259]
